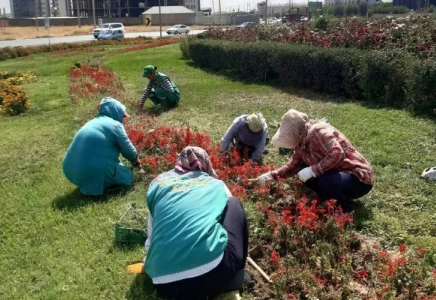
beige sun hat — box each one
[271,109,308,149]
[246,113,264,133]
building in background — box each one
[142,5,194,24]
[393,0,436,9]
[10,0,35,17]
[72,0,185,18]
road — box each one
[0,30,205,48]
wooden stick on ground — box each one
[247,257,273,283]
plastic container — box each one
[114,204,147,244]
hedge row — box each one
[0,36,157,62]
[180,38,436,113]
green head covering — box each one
[142,65,156,78]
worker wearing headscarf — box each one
[252,109,374,212]
[62,97,140,195]
[144,146,249,299]
[221,112,269,163]
[138,65,180,111]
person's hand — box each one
[136,100,144,114]
[298,167,315,183]
[132,158,142,168]
[249,172,273,186]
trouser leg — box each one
[104,163,133,190]
[305,171,372,212]
[154,87,180,107]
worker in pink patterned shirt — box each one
[251,109,374,212]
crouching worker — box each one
[144,146,249,300]
[62,97,141,195]
[221,113,269,163]
[251,109,374,212]
[138,65,180,111]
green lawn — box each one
[1,44,436,299]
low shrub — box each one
[406,58,436,113]
[0,71,36,117]
[181,38,436,111]
[0,37,164,62]
[0,82,30,116]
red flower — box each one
[270,250,281,264]
[357,270,368,279]
[399,243,406,253]
[416,247,425,257]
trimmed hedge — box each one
[0,37,158,62]
[181,38,436,113]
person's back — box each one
[144,146,249,300]
[62,97,138,195]
[145,169,229,283]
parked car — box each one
[97,29,125,40]
[236,22,256,28]
[166,24,190,34]
[93,23,125,39]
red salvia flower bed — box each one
[69,63,436,299]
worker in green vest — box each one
[138,65,181,112]
[144,146,250,299]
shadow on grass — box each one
[185,61,348,106]
[184,61,436,122]
[353,198,374,231]
[126,273,161,300]
[110,241,145,252]
[52,187,127,211]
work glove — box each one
[298,167,315,183]
[249,172,273,186]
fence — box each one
[194,14,259,26]
[5,17,144,27]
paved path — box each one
[0,30,205,48]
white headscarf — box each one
[271,109,308,149]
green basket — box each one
[114,204,147,244]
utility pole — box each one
[92,0,96,27]
[76,0,81,27]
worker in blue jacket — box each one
[221,112,269,163]
[62,97,141,195]
[144,146,249,299]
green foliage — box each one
[2,43,436,299]
[370,3,409,14]
[357,51,412,107]
[405,58,436,112]
[0,37,156,62]
[182,38,436,112]
[312,17,330,31]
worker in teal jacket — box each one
[144,146,249,300]
[137,65,181,111]
[62,97,141,195]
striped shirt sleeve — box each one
[162,77,174,93]
[140,81,153,107]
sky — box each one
[0,0,9,14]
[0,0,315,16]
